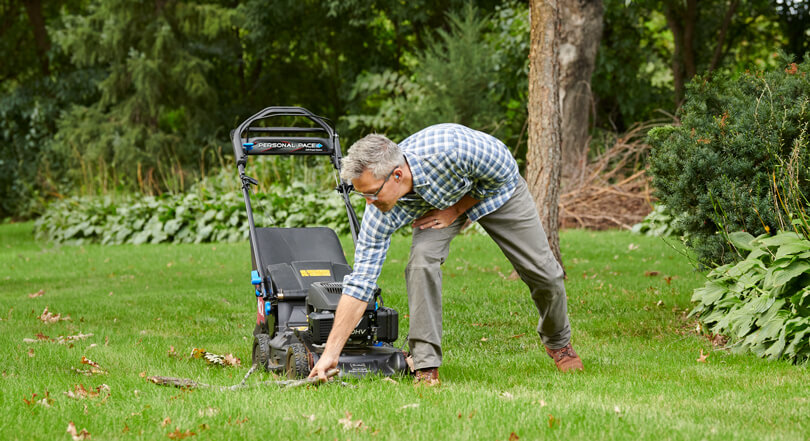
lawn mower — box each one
[231,106,409,379]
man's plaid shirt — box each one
[342,123,519,302]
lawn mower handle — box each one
[231,106,361,308]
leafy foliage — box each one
[631,204,686,237]
[50,0,240,195]
[34,180,366,245]
[344,2,526,149]
[648,55,810,265]
[691,230,810,364]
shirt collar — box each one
[403,153,427,190]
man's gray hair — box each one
[340,134,405,182]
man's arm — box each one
[308,294,368,381]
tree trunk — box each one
[527,0,563,268]
[664,0,698,107]
[22,0,50,76]
[559,0,603,187]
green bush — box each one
[34,180,366,245]
[690,230,810,364]
[631,204,687,237]
[648,56,810,265]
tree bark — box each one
[559,0,603,186]
[22,0,50,76]
[708,0,740,76]
[664,0,698,107]
[527,0,563,268]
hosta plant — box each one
[690,230,810,364]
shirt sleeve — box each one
[341,206,398,303]
[456,129,519,202]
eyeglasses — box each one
[352,167,397,201]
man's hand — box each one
[413,195,480,230]
[306,295,367,382]
[413,207,458,230]
[309,352,339,383]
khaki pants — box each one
[406,178,571,370]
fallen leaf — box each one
[28,289,45,298]
[302,414,315,422]
[548,414,556,428]
[382,377,398,384]
[139,371,147,378]
[198,407,219,417]
[509,432,520,441]
[628,243,639,251]
[57,333,93,344]
[27,348,34,357]
[38,306,71,323]
[696,349,709,363]
[166,427,196,439]
[66,422,91,440]
[81,356,105,371]
[167,346,177,357]
[223,354,241,367]
[480,337,489,342]
[500,392,514,400]
[22,393,38,406]
[510,333,526,339]
[538,400,547,407]
[162,417,172,427]
[644,271,660,277]
[405,355,414,372]
[338,411,365,431]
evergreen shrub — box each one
[647,56,810,265]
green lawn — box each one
[1,222,807,440]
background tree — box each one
[526,0,563,266]
[559,0,603,185]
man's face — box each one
[352,168,401,212]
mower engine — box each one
[307,282,399,346]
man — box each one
[308,123,583,384]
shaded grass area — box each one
[1,223,808,440]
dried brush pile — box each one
[559,121,670,230]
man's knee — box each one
[521,261,566,301]
[407,240,446,269]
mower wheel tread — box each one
[252,333,271,371]
[286,343,310,379]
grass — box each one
[1,222,808,440]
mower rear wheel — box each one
[252,333,271,371]
[285,343,310,379]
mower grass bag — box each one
[230,106,409,379]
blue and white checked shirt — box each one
[342,123,519,302]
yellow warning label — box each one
[299,269,331,277]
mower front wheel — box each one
[285,343,311,379]
[252,333,271,371]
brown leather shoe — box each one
[545,343,584,372]
[413,367,440,386]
